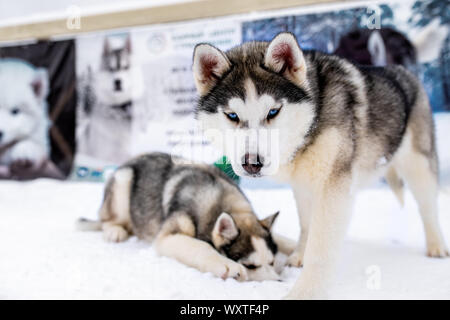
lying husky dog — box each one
[78,152,286,281]
[192,32,448,298]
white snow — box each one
[0,114,450,299]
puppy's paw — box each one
[10,159,34,171]
[223,261,248,282]
[213,259,248,282]
[10,141,46,168]
[427,242,449,258]
[286,250,304,268]
[103,225,129,243]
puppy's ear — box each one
[260,211,279,230]
[193,44,231,95]
[264,32,307,86]
[31,68,49,102]
[124,35,132,53]
[212,212,239,247]
[103,38,110,56]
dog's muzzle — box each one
[242,153,264,175]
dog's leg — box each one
[155,233,248,281]
[397,153,448,257]
[385,166,404,206]
[285,179,352,299]
[286,187,312,267]
[100,168,133,243]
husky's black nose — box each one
[242,153,263,175]
[0,131,3,142]
[114,79,122,91]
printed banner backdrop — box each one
[0,40,76,180]
[0,1,446,182]
[72,0,448,181]
[75,32,140,180]
[74,18,241,181]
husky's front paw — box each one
[213,259,248,282]
[427,242,449,258]
[103,225,129,242]
[286,250,304,268]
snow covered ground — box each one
[0,114,449,300]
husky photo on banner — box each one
[0,40,76,180]
[74,20,242,181]
[76,32,142,173]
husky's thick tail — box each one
[385,167,404,206]
[76,217,102,231]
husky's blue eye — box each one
[225,112,239,123]
[11,108,20,116]
[267,108,280,120]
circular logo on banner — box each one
[147,33,168,54]
[76,167,89,178]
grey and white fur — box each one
[192,32,448,299]
[78,153,292,281]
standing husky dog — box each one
[0,59,50,177]
[78,153,285,281]
[192,32,448,298]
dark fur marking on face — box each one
[249,68,310,104]
[196,64,246,115]
[220,230,252,262]
[265,234,278,255]
[239,120,249,129]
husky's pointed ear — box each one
[193,44,231,95]
[213,212,239,246]
[103,38,110,56]
[31,68,49,102]
[260,211,279,230]
[264,33,307,86]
